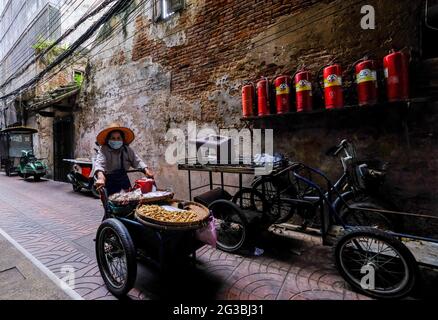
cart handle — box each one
[98,187,110,218]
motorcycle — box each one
[64,150,100,198]
[18,150,48,182]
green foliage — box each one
[74,72,84,86]
[32,36,69,64]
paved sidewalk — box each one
[0,232,72,300]
[0,174,373,300]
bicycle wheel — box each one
[334,227,418,299]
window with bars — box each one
[153,0,184,22]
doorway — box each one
[53,116,74,182]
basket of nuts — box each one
[108,189,174,208]
[135,200,210,231]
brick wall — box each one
[130,0,422,118]
[77,0,438,234]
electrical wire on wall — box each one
[0,0,133,101]
[0,0,85,82]
[1,0,415,109]
[5,0,153,106]
[7,0,152,110]
[0,0,112,91]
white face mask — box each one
[108,140,123,150]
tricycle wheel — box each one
[252,178,298,223]
[96,218,137,298]
[34,175,41,182]
[334,227,418,299]
[73,184,82,192]
[209,200,247,253]
[232,188,267,213]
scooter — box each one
[64,150,99,198]
[18,150,48,182]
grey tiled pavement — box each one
[0,173,371,300]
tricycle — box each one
[94,171,211,298]
[178,151,438,299]
[0,126,47,180]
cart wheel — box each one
[210,200,247,253]
[252,178,298,223]
[232,188,267,212]
[96,219,137,298]
[334,227,418,299]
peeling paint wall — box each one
[27,114,54,178]
[75,0,437,231]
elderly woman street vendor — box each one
[94,123,154,195]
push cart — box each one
[179,161,438,299]
[95,184,209,298]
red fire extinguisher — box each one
[294,69,313,112]
[355,58,378,106]
[323,64,344,109]
[274,76,292,114]
[257,78,271,116]
[383,50,410,102]
[241,83,255,118]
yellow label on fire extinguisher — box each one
[324,74,342,88]
[276,83,290,95]
[296,80,312,92]
[356,69,377,84]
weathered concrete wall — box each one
[23,56,86,178]
[75,0,437,230]
[27,114,54,178]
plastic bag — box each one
[196,215,217,248]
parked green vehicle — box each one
[17,150,48,181]
[0,126,47,181]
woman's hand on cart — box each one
[144,168,155,179]
[95,172,106,192]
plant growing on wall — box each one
[74,71,84,86]
[32,36,69,65]
[96,0,138,41]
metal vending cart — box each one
[0,127,38,176]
